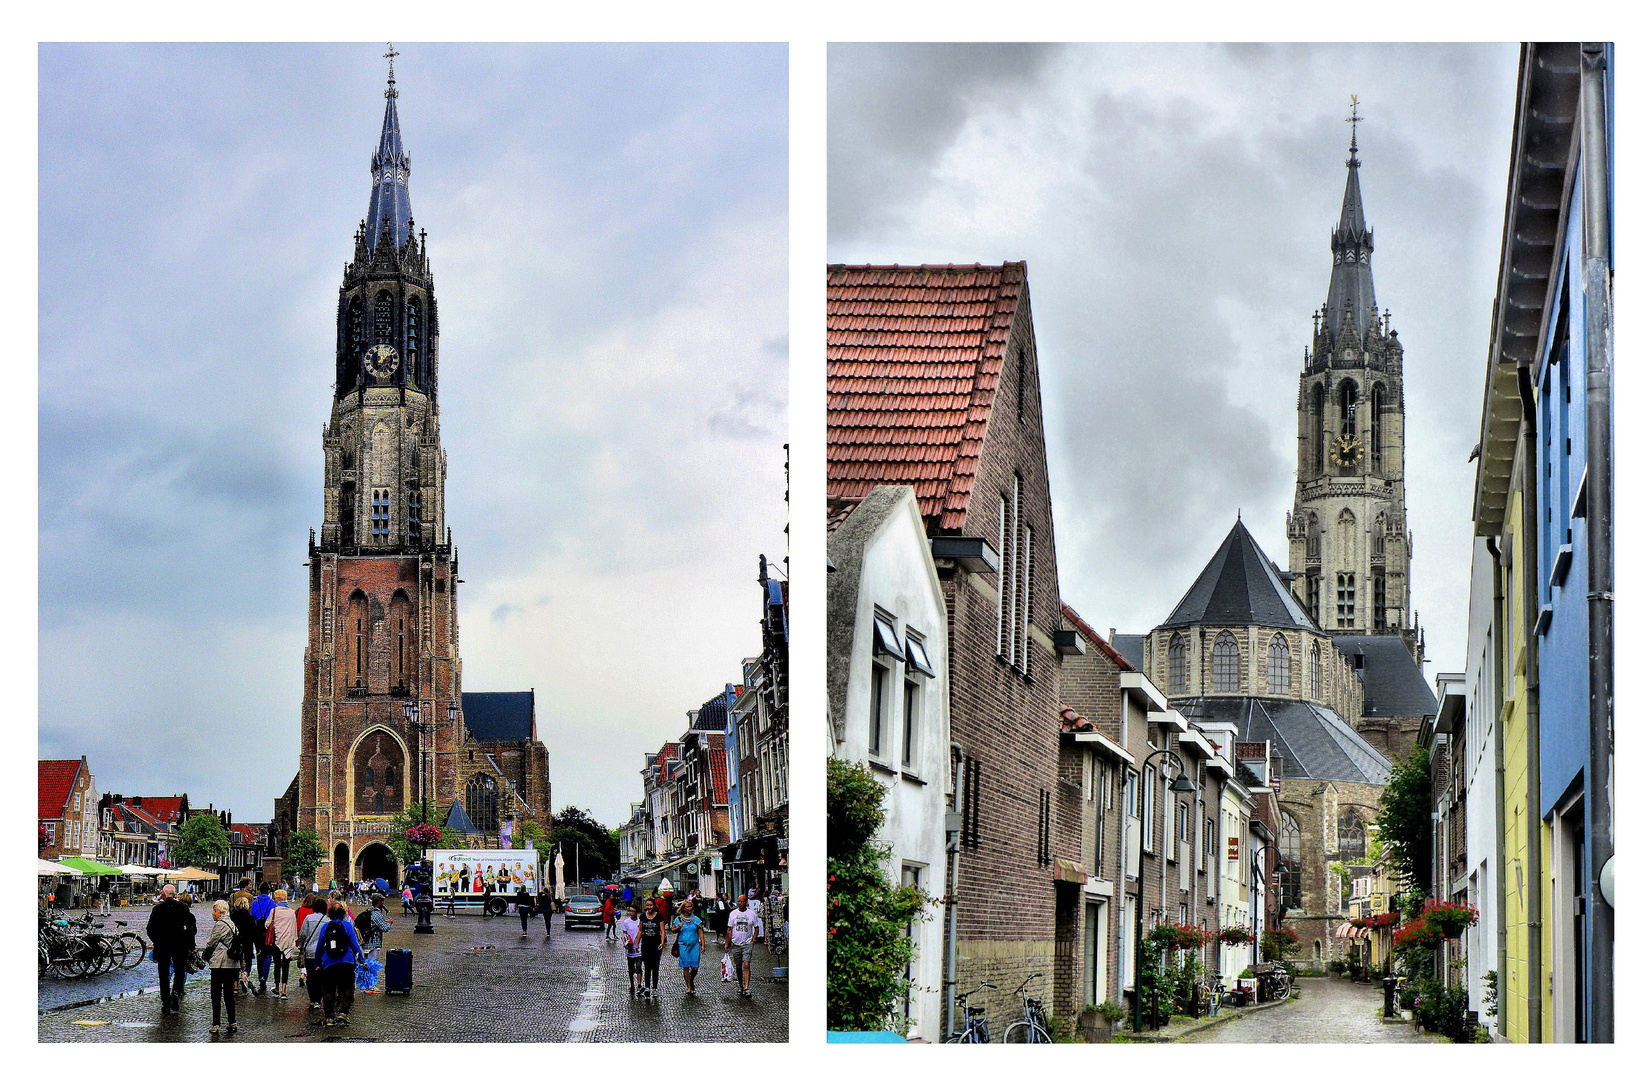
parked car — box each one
[564,894,603,931]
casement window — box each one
[372,489,391,540]
[869,615,902,760]
[1168,633,1188,694]
[997,496,1009,656]
[901,675,920,770]
[1125,768,1139,820]
[1020,525,1034,672]
[1143,769,1155,854]
[1177,803,1188,843]
[1267,634,1291,695]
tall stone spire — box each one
[366,43,413,251]
[1325,96,1375,339]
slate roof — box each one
[1158,519,1317,633]
[1173,696,1392,785]
[444,800,482,835]
[826,263,1025,532]
[695,694,728,732]
[1334,636,1438,717]
[1112,634,1146,671]
[366,76,414,251]
[1326,134,1378,339]
[463,692,535,742]
[39,760,82,819]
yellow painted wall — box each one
[1499,488,1533,1043]
[1540,820,1554,1042]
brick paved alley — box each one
[1182,976,1436,1044]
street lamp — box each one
[1250,839,1281,974]
[1133,748,1196,1034]
[402,698,457,935]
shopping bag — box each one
[720,954,734,982]
[355,957,383,991]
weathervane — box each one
[385,42,400,99]
[1346,94,1363,158]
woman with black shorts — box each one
[638,903,664,999]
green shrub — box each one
[1327,959,1346,975]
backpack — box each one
[355,909,375,940]
[321,919,352,960]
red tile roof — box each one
[125,796,185,824]
[1061,602,1135,672]
[1059,705,1094,733]
[708,744,730,806]
[827,262,1025,532]
[38,759,83,820]
[229,824,263,845]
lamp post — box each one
[1134,748,1197,1034]
[1250,840,1281,969]
[403,699,457,935]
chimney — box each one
[1108,628,1116,643]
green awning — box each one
[58,857,123,876]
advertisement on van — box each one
[429,849,539,898]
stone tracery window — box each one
[1212,632,1239,693]
[1279,811,1303,911]
[1267,634,1291,696]
[1168,633,1188,694]
[466,774,499,834]
[1310,642,1323,699]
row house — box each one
[726,560,789,897]
[1462,41,1614,1043]
[39,758,99,860]
[101,795,189,868]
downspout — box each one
[1579,40,1615,1045]
[944,744,963,1041]
[1517,363,1544,1043]
[1488,536,1509,1039]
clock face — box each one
[1332,433,1365,468]
[365,344,400,380]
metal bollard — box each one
[1382,974,1397,1018]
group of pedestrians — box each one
[144,876,395,1035]
[606,887,767,1000]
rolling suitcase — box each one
[385,948,413,995]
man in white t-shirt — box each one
[723,894,763,997]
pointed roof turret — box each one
[1325,96,1376,340]
[365,43,413,252]
[1156,517,1318,633]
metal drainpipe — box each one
[944,745,963,1041]
[1488,536,1508,1039]
[1579,40,1615,1045]
[1517,363,1543,1043]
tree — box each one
[515,817,544,851]
[550,806,619,883]
[1374,745,1432,893]
[387,801,465,866]
[826,759,928,1032]
[173,813,230,870]
[284,830,325,884]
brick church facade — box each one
[295,58,549,888]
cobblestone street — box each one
[40,906,788,1042]
[1182,977,1436,1043]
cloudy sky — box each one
[39,43,788,827]
[829,42,1519,679]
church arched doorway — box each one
[355,843,400,890]
[333,843,351,888]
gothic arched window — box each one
[1306,511,1320,559]
[345,296,364,387]
[1370,383,1386,469]
[1340,380,1358,439]
[374,291,393,345]
[1338,807,1369,863]
[1310,642,1323,699]
[1372,512,1386,558]
[1212,632,1239,693]
[1268,635,1291,696]
[348,590,370,686]
[1279,812,1303,911]
[1311,384,1325,473]
[406,297,421,382]
[466,775,499,834]
[1168,633,1188,695]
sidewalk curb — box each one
[1120,991,1298,1043]
[41,973,213,1018]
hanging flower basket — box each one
[406,823,442,846]
[1216,925,1257,945]
[1419,899,1478,940]
[1147,922,1212,952]
[1391,917,1445,952]
[1371,911,1400,929]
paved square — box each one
[40,906,787,1043]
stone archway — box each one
[356,842,400,890]
[333,843,351,888]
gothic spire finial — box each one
[384,42,400,100]
[1346,94,1362,162]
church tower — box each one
[1286,106,1419,659]
[299,51,466,888]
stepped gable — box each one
[1159,518,1317,632]
[826,262,1024,532]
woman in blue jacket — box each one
[314,901,367,1027]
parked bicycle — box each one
[1002,973,1053,1043]
[945,982,998,1043]
[1197,976,1222,1017]
[1255,963,1293,1002]
[38,911,147,978]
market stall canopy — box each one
[40,859,82,876]
[161,866,220,881]
[115,865,164,876]
[58,857,122,876]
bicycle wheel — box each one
[119,934,148,968]
[1003,1021,1044,1043]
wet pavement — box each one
[1181,976,1435,1043]
[40,907,787,1042]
